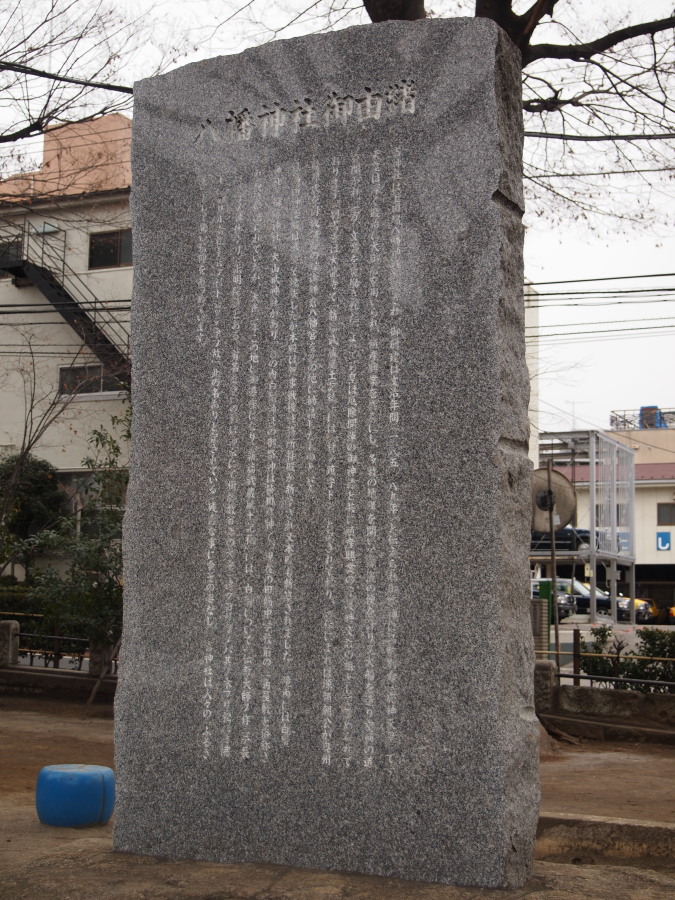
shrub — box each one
[580,626,675,693]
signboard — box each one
[657,532,671,551]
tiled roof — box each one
[553,463,675,483]
[635,462,675,481]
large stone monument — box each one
[114,18,539,889]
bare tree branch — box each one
[0,60,133,94]
[526,131,675,142]
[525,16,675,66]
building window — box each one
[0,236,22,277]
[657,503,675,526]
[59,364,122,395]
[88,229,132,269]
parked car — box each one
[576,584,655,623]
[615,594,656,624]
[531,579,577,622]
[530,527,593,553]
[554,578,612,616]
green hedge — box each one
[580,626,675,694]
[0,584,36,615]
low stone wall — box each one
[535,660,675,742]
[557,684,675,729]
[0,665,116,702]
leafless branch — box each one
[525,16,675,66]
[0,60,133,94]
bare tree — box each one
[198,0,675,227]
[1,1,673,223]
[0,327,127,573]
[0,0,187,179]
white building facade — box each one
[0,116,132,574]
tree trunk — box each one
[363,0,426,23]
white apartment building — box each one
[0,115,132,561]
[539,409,675,611]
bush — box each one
[24,409,128,649]
[580,626,675,693]
[0,454,66,539]
[0,583,33,614]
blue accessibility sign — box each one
[657,532,671,551]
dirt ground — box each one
[1,695,675,900]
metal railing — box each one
[554,671,675,689]
[610,407,675,430]
[18,632,89,670]
[536,633,675,692]
[1,610,118,673]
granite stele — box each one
[114,17,539,889]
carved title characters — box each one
[195,80,416,146]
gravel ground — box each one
[1,695,674,900]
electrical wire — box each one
[536,322,675,337]
[0,299,130,309]
[528,287,675,298]
[528,272,675,285]
[0,60,133,94]
[527,315,675,331]
[526,297,675,309]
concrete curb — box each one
[537,812,675,859]
[539,711,675,744]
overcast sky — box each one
[525,207,675,436]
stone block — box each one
[534,660,557,713]
[0,620,19,666]
[114,18,539,888]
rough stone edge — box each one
[493,25,540,890]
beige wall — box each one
[0,195,131,471]
[611,427,675,465]
[1,115,131,201]
[634,483,675,566]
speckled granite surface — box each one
[114,18,539,888]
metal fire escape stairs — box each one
[0,219,130,383]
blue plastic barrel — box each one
[36,764,115,827]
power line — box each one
[531,291,675,300]
[527,166,675,178]
[537,327,675,346]
[0,342,92,346]
[537,399,675,458]
[0,298,130,308]
[539,322,675,336]
[527,272,675,286]
[527,315,675,331]
[0,350,103,357]
[530,286,675,297]
[527,299,675,310]
[0,124,132,153]
[0,309,130,318]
